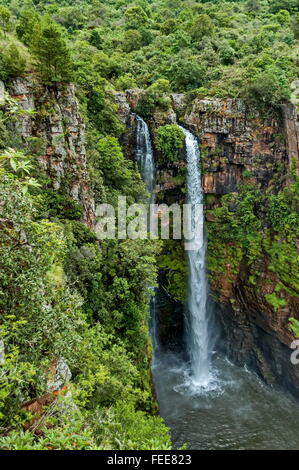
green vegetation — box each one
[155,125,185,164]
[6,0,296,107]
[0,6,10,36]
[0,102,170,449]
[289,318,299,338]
[136,79,171,118]
[265,293,287,312]
[30,17,74,84]
[0,5,173,448]
[158,240,187,302]
[0,0,299,450]
[0,0,297,121]
[95,136,147,204]
[207,178,299,312]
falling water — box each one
[135,115,155,202]
[135,115,158,360]
[180,126,212,390]
[150,125,299,450]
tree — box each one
[115,73,138,91]
[269,0,299,14]
[136,79,171,118]
[96,136,146,204]
[274,9,291,26]
[292,13,299,39]
[189,14,214,42]
[243,68,290,109]
[122,29,142,53]
[89,29,102,50]
[155,125,185,163]
[0,44,27,80]
[0,6,10,37]
[16,9,40,46]
[246,0,261,14]
[124,6,148,29]
[166,57,206,91]
[31,18,73,84]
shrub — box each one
[265,293,287,312]
[0,6,10,36]
[16,9,40,45]
[41,189,84,220]
[155,125,185,164]
[166,57,206,91]
[189,14,214,41]
[0,43,27,80]
[122,30,142,53]
[86,86,124,137]
[241,67,290,109]
[136,79,171,118]
[115,73,138,91]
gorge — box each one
[1,0,299,451]
[132,98,299,450]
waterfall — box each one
[134,116,212,383]
[135,115,158,361]
[135,115,155,203]
[180,126,212,389]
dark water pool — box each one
[152,353,299,450]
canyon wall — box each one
[120,90,299,397]
[177,100,299,397]
[174,95,299,397]
[174,95,290,192]
[3,78,95,228]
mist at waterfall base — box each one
[153,352,299,450]
[134,116,299,450]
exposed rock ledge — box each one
[3,78,95,228]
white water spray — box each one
[180,126,213,390]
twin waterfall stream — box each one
[134,115,299,450]
[135,115,211,382]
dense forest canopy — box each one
[0,0,298,107]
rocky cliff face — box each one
[123,92,293,199]
[174,95,290,193]
[283,102,299,172]
[113,91,137,161]
[119,90,299,398]
[214,261,299,398]
[176,96,299,397]
[4,78,95,228]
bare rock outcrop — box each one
[6,78,95,228]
